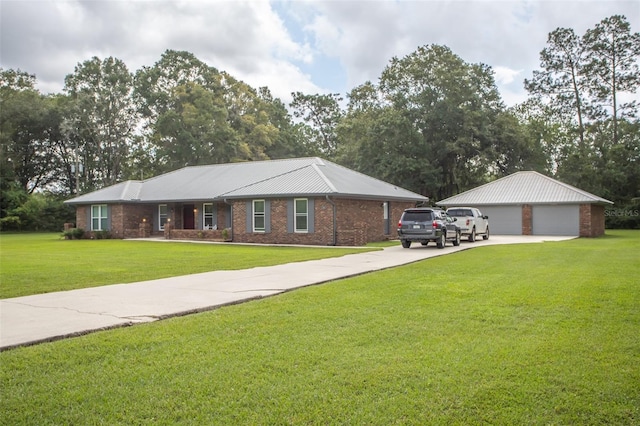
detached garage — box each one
[437,171,613,237]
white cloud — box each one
[1,0,638,107]
[494,66,524,85]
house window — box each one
[159,204,168,230]
[203,203,215,229]
[91,204,108,231]
[295,198,308,232]
[253,200,265,232]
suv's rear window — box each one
[402,211,433,222]
[448,209,473,217]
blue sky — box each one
[1,0,638,107]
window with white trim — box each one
[203,203,214,229]
[159,204,168,230]
[253,200,265,232]
[91,204,108,231]
[295,198,308,232]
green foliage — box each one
[1,16,638,216]
[290,91,344,158]
[63,56,138,191]
[524,15,640,207]
[62,227,85,240]
[0,191,73,232]
[605,200,640,229]
[0,79,65,193]
[339,44,520,199]
[1,231,638,424]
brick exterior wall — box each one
[580,204,606,237]
[522,204,532,235]
[75,203,155,238]
[75,205,88,231]
[232,197,415,246]
[73,198,417,246]
[231,198,335,245]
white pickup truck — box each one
[445,207,489,242]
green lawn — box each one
[1,231,638,424]
[0,233,377,298]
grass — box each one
[1,230,638,424]
[0,233,377,298]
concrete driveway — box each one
[0,235,573,350]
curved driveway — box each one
[0,235,573,350]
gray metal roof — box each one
[437,171,613,206]
[65,157,428,204]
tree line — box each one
[1,14,638,231]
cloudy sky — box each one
[1,0,638,107]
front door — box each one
[183,204,195,229]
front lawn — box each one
[1,231,638,424]
[0,233,377,298]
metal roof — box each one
[437,171,613,206]
[65,157,428,204]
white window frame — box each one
[203,203,215,229]
[294,198,308,233]
[159,204,168,231]
[253,200,265,232]
[91,204,108,231]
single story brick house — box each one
[437,171,613,237]
[64,157,428,246]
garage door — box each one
[477,206,522,235]
[532,205,579,236]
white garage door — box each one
[532,205,579,236]
[476,206,522,235]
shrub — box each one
[62,228,85,240]
[94,230,112,240]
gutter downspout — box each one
[325,195,336,246]
[223,198,233,241]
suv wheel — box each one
[401,240,411,248]
[436,232,446,249]
[453,231,461,246]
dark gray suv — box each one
[397,208,461,249]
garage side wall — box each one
[580,204,606,237]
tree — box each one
[64,57,138,191]
[582,15,640,145]
[134,50,222,123]
[258,87,311,159]
[290,92,344,158]
[525,28,588,150]
[223,79,280,161]
[522,15,640,222]
[337,99,432,195]
[378,45,504,198]
[490,110,549,175]
[154,82,235,168]
[1,70,63,194]
[136,50,289,169]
